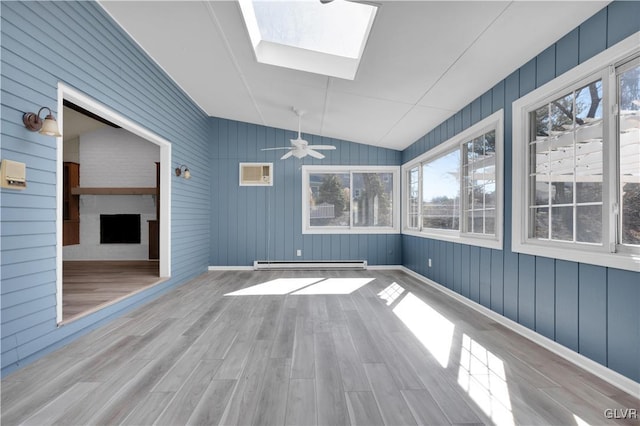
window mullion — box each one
[572,92,578,244]
[482,139,486,234]
[349,172,353,229]
[547,103,553,240]
[460,143,466,235]
[418,165,423,232]
[605,65,617,252]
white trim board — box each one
[208,265,403,271]
[57,83,172,324]
[208,266,254,271]
[398,266,640,397]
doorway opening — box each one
[57,84,171,323]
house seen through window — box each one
[512,39,639,271]
[303,166,399,234]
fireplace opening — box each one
[100,214,141,244]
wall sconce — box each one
[23,107,62,137]
[175,165,191,179]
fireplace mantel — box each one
[71,187,156,195]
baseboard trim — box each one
[398,266,640,397]
[208,265,406,271]
[253,260,367,270]
[366,265,404,270]
[208,266,253,271]
[209,264,403,271]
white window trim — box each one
[512,32,640,272]
[57,83,172,324]
[302,165,400,234]
[401,110,504,250]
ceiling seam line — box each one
[320,77,332,137]
[374,105,456,148]
[378,1,514,147]
[415,1,515,106]
[203,1,267,126]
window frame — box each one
[302,165,400,234]
[401,109,504,250]
[512,32,640,271]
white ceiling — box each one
[98,0,609,151]
[62,107,106,142]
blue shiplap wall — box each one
[1,0,638,387]
[1,1,210,376]
[209,117,402,266]
[402,1,640,382]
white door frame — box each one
[56,83,172,324]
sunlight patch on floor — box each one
[291,278,374,295]
[225,277,374,296]
[457,334,514,426]
[573,414,592,426]
[225,277,324,296]
[393,292,455,368]
[377,282,405,305]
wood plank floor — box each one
[2,269,638,425]
[63,260,161,320]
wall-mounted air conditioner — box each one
[239,162,273,186]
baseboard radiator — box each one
[253,260,367,271]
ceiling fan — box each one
[262,109,336,160]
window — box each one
[302,166,399,234]
[619,60,640,248]
[238,0,377,80]
[529,78,604,244]
[422,148,461,231]
[402,110,504,249]
[408,166,420,229]
[512,33,639,271]
[464,131,497,235]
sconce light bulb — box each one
[40,114,62,137]
[175,165,191,179]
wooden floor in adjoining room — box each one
[2,269,638,425]
[63,260,161,320]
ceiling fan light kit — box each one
[261,108,336,160]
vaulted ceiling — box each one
[99,0,609,151]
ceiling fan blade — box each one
[262,147,292,151]
[307,145,336,150]
[280,150,294,160]
[306,149,325,159]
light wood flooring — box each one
[2,269,638,425]
[63,260,161,321]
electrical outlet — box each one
[428,258,432,268]
[296,249,302,257]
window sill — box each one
[303,227,399,235]
[512,239,640,272]
[402,228,503,250]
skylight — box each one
[239,0,378,80]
